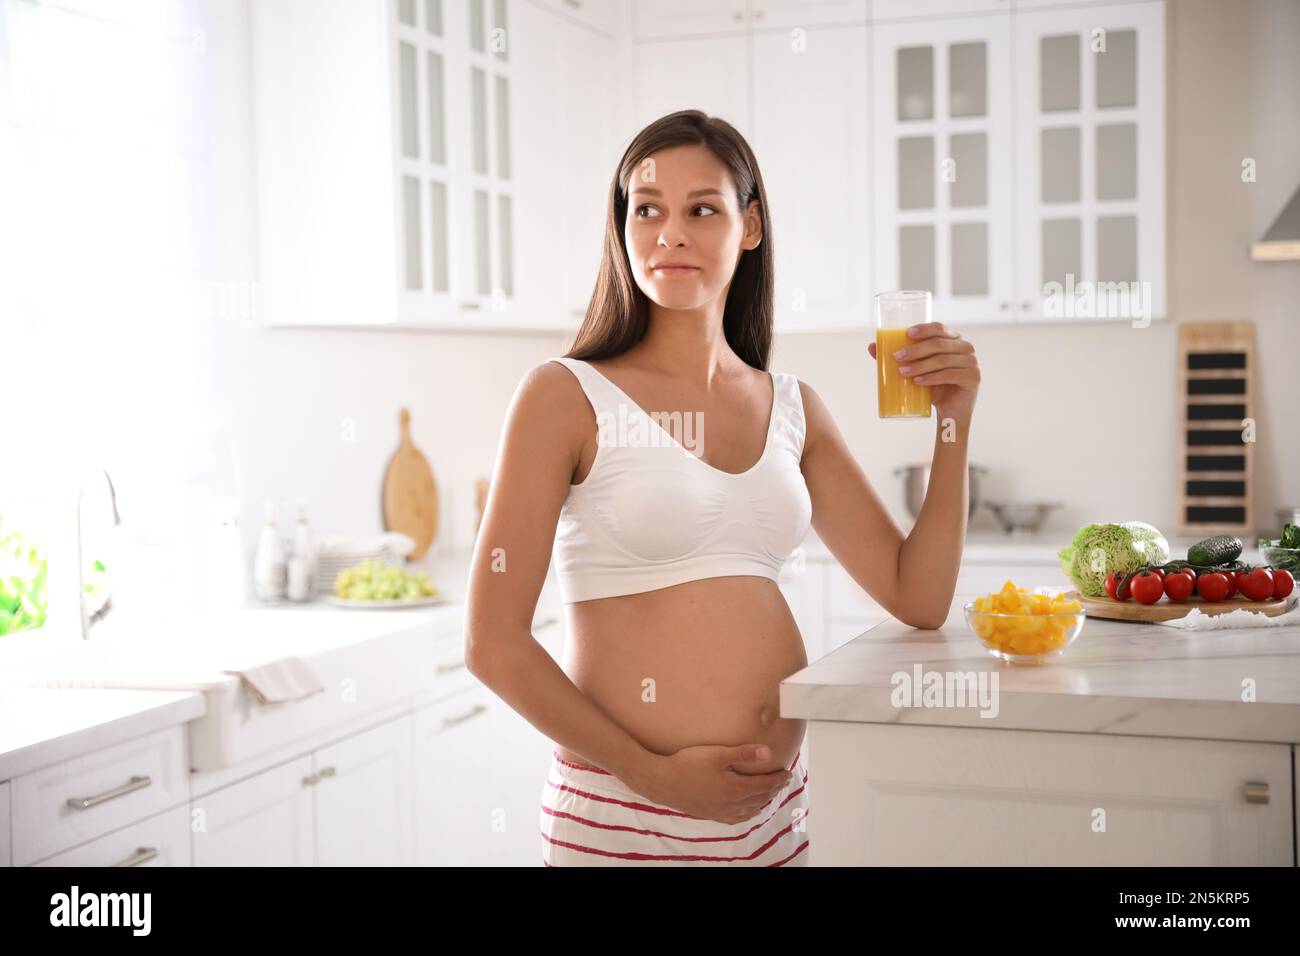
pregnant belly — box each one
[554,576,809,779]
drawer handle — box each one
[436,659,467,675]
[112,846,159,867]
[441,703,488,729]
[1244,781,1269,804]
[318,766,336,779]
[66,774,152,811]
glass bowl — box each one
[1260,545,1300,582]
[963,601,1086,663]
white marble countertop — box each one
[0,685,206,781]
[781,589,1300,745]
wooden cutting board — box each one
[381,407,439,560]
[1063,588,1296,623]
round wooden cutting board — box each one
[1063,588,1297,622]
[381,407,439,560]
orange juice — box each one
[877,326,932,418]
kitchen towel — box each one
[1153,595,1300,630]
[222,656,325,704]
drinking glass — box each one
[875,290,933,419]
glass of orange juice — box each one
[875,290,932,419]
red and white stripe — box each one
[540,749,810,866]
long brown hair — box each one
[563,110,775,370]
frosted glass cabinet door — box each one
[872,14,1013,324]
[1013,1,1165,323]
[395,0,455,319]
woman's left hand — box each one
[868,321,980,424]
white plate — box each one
[324,594,448,609]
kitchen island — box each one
[781,577,1300,866]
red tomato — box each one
[1221,570,1239,599]
[1105,571,1131,601]
[1196,572,1231,602]
[1163,572,1194,602]
[1272,569,1295,600]
[1130,571,1164,605]
[1238,567,1275,602]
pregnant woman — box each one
[464,110,981,866]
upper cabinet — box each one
[871,0,1165,325]
[872,13,1014,323]
[252,0,624,331]
[634,5,871,332]
[1013,1,1166,323]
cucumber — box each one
[1187,535,1243,567]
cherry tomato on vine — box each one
[1163,572,1194,602]
[1238,567,1275,602]
[1196,572,1231,602]
[1272,569,1295,600]
[1130,571,1164,605]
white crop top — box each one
[547,357,813,604]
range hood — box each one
[1250,186,1300,261]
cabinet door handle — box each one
[303,773,319,787]
[1021,301,1031,311]
[999,302,1009,311]
[436,659,466,675]
[112,846,160,867]
[1244,781,1269,804]
[733,10,743,21]
[441,703,488,729]
[318,766,336,779]
[563,0,582,8]
[458,301,482,311]
[66,774,152,811]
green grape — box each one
[334,559,439,601]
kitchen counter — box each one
[781,592,1300,745]
[0,685,206,781]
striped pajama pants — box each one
[540,748,810,866]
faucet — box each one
[77,468,121,640]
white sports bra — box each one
[547,357,813,604]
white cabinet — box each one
[872,13,1014,323]
[34,805,191,867]
[635,22,870,331]
[810,722,1294,865]
[191,756,315,866]
[1013,1,1165,322]
[874,0,1010,20]
[191,718,414,867]
[415,617,563,865]
[633,0,866,37]
[534,0,622,36]
[633,0,747,39]
[753,25,870,330]
[11,725,189,867]
[634,33,750,136]
[514,0,619,327]
[251,0,530,330]
[313,716,415,866]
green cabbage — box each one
[1058,521,1170,597]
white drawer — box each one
[12,725,189,867]
[33,804,191,867]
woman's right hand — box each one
[639,744,794,825]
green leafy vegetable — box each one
[1058,521,1171,598]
